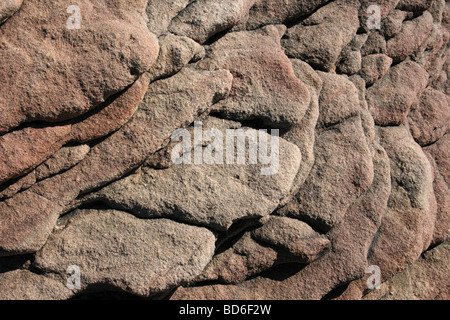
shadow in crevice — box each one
[69,283,146,300]
[321,283,351,300]
[0,254,34,274]
[257,262,307,282]
[282,0,335,30]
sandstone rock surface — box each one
[34,209,216,297]
[0,0,448,301]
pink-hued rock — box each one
[246,0,329,29]
[0,0,22,24]
[360,0,400,22]
[35,145,91,181]
[382,10,408,39]
[0,171,36,200]
[364,240,450,300]
[0,0,448,301]
[386,11,434,62]
[0,144,90,200]
[367,60,429,126]
[171,141,391,300]
[408,88,450,147]
[198,25,310,128]
[282,116,374,232]
[417,23,449,79]
[0,74,150,187]
[316,72,362,127]
[283,59,321,193]
[396,0,433,12]
[68,73,151,143]
[251,216,330,262]
[195,233,280,285]
[83,117,301,231]
[0,0,158,134]
[423,151,450,245]
[0,125,71,185]
[282,0,360,71]
[148,33,205,82]
[0,270,72,300]
[33,210,216,297]
[361,32,387,56]
[0,191,63,256]
[368,125,437,281]
[146,0,190,36]
[168,0,256,43]
[360,54,393,86]
[425,134,450,189]
[0,68,232,256]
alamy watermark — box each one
[66,265,81,290]
[171,122,280,176]
[366,265,381,290]
[66,5,82,30]
[366,5,381,30]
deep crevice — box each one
[282,0,335,29]
[321,282,351,300]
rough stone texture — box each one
[368,125,437,281]
[0,0,159,134]
[282,117,374,232]
[408,88,450,147]
[0,0,22,24]
[34,145,90,181]
[397,0,433,12]
[33,209,216,297]
[283,59,321,194]
[198,25,310,129]
[0,0,448,301]
[0,270,72,300]
[168,0,256,43]
[424,151,450,245]
[85,118,301,231]
[282,0,360,71]
[0,125,71,185]
[196,232,280,284]
[316,72,362,127]
[245,0,329,29]
[386,11,434,62]
[172,139,392,300]
[0,144,90,200]
[361,32,387,56]
[364,240,450,300]
[424,134,450,245]
[382,10,408,39]
[337,48,362,76]
[367,60,429,126]
[0,170,36,200]
[360,54,393,86]
[251,216,330,262]
[146,0,190,36]
[148,33,205,82]
[0,68,232,256]
[360,0,401,22]
[0,74,151,186]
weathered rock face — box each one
[0,0,159,134]
[33,210,216,298]
[367,60,429,126]
[197,25,311,129]
[0,0,23,24]
[0,0,448,301]
[364,240,450,300]
[168,0,257,43]
[246,0,329,29]
[282,0,360,71]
